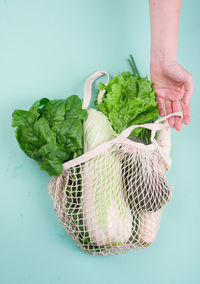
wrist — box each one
[150,58,178,67]
[150,43,177,62]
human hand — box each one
[150,60,193,130]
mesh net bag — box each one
[48,71,182,255]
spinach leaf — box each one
[12,95,87,176]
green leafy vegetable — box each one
[96,55,159,144]
[12,95,88,176]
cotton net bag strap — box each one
[82,70,109,109]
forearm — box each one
[149,0,182,62]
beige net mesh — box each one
[48,129,173,255]
[48,71,182,255]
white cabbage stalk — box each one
[138,122,171,245]
[156,120,171,163]
[82,109,132,246]
[137,210,162,246]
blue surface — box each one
[0,1,199,283]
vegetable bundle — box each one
[12,56,175,255]
[12,56,158,176]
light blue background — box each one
[0,0,199,283]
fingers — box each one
[153,63,193,131]
[161,98,188,130]
[165,99,183,130]
[182,73,192,125]
[181,99,190,125]
[172,100,182,131]
[183,73,193,104]
[157,97,165,116]
[165,99,174,127]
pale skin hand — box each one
[149,0,193,130]
[150,60,193,130]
